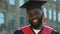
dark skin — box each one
[14,8,60,34]
[27,8,44,30]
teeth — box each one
[33,19,38,23]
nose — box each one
[32,15,39,19]
[32,15,37,18]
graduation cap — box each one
[20,0,47,10]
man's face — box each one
[27,8,44,29]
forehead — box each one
[27,8,42,13]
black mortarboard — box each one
[20,0,47,10]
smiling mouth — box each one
[33,19,39,23]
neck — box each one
[31,25,43,30]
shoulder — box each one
[18,25,30,30]
[14,30,23,34]
[14,25,30,34]
[44,25,60,34]
[44,25,53,30]
[51,30,60,34]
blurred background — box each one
[0,0,60,34]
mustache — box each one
[31,18,39,21]
[31,16,43,21]
[32,18,38,20]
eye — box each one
[28,13,34,17]
[35,10,42,16]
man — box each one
[14,0,59,34]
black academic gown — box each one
[14,26,59,34]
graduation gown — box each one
[14,26,59,34]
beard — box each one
[29,16,43,29]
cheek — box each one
[29,16,33,19]
[28,17,32,21]
[28,18,31,22]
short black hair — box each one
[26,5,42,11]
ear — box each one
[42,11,44,16]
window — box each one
[8,13,15,30]
[19,0,24,6]
[49,9,52,20]
[53,11,56,21]
[58,12,60,22]
[10,20,15,30]
[20,17,24,27]
[9,0,15,5]
[0,12,4,32]
[43,8,47,18]
[0,13,4,25]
